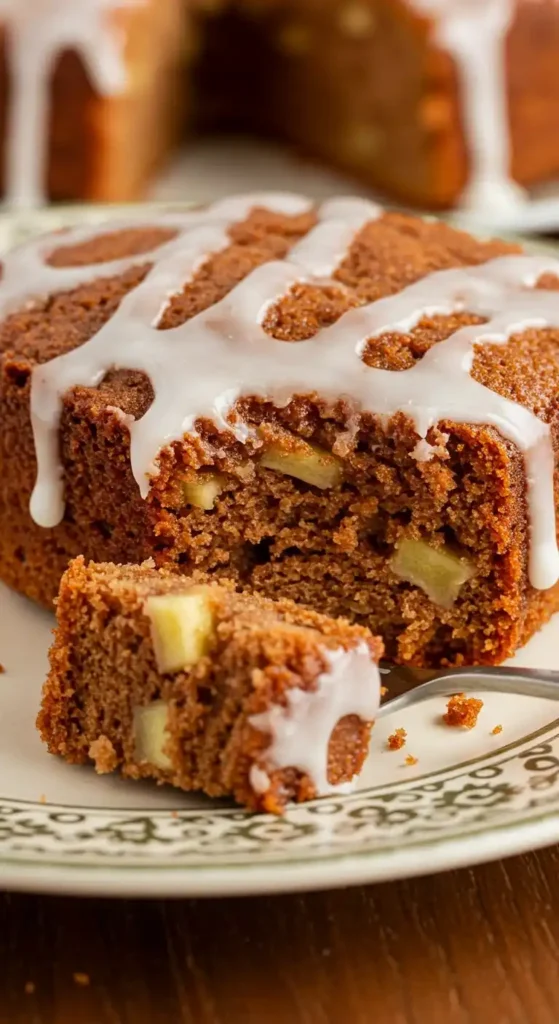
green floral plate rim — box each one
[2,713,559,896]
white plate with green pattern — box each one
[2,582,559,898]
[2,205,559,898]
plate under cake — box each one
[2,192,559,667]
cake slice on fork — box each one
[37,557,382,813]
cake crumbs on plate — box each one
[24,982,35,995]
[443,693,484,729]
[491,724,503,735]
[73,973,90,987]
[404,754,418,766]
[39,793,46,804]
[387,727,407,750]
[380,685,388,697]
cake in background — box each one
[1,1,559,216]
[239,0,559,216]
[0,0,190,205]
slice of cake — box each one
[37,557,382,813]
[2,193,559,667]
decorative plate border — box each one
[1,716,559,895]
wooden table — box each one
[2,845,558,1024]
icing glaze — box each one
[0,0,142,207]
[412,0,525,213]
[23,193,559,591]
[248,642,380,797]
[248,764,271,795]
[28,193,376,527]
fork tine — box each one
[379,661,441,701]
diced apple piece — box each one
[391,538,475,609]
[260,438,342,489]
[183,472,225,510]
[145,588,215,673]
[134,700,172,770]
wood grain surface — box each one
[2,846,559,1024]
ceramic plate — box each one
[1,205,559,899]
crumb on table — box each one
[404,754,418,766]
[387,727,407,750]
[73,973,90,987]
[443,693,484,729]
[491,724,503,736]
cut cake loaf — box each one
[2,193,559,667]
[3,1,559,213]
[0,0,189,204]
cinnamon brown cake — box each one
[38,557,382,812]
[2,193,559,667]
[3,1,559,215]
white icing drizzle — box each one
[412,0,525,213]
[28,194,376,526]
[412,435,449,463]
[248,764,271,795]
[0,0,143,207]
[248,642,380,797]
[0,189,556,592]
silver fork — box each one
[378,663,559,717]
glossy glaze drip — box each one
[0,0,141,207]
[248,642,380,797]
[28,194,376,527]
[3,190,557,592]
[413,0,525,213]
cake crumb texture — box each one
[88,735,118,774]
[443,694,484,730]
[387,727,407,751]
[38,557,382,813]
